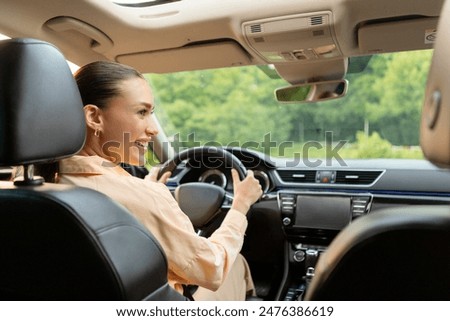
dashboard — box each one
[167,147,450,245]
[138,147,450,300]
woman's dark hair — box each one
[34,61,144,182]
[75,61,145,109]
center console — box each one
[277,191,373,300]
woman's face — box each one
[99,77,158,166]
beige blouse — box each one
[59,155,248,294]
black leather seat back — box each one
[0,186,184,300]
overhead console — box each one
[242,11,342,63]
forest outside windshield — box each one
[148,50,432,162]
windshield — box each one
[148,50,432,161]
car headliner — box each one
[0,0,443,84]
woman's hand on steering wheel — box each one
[156,146,261,229]
[145,166,172,184]
[230,168,263,214]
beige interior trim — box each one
[358,17,438,54]
[420,1,450,167]
[45,17,113,54]
[275,58,348,85]
[116,41,252,73]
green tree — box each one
[149,66,292,148]
[353,131,393,158]
[367,50,432,145]
[147,50,432,157]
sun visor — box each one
[358,17,438,54]
[116,41,251,73]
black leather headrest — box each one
[0,38,85,166]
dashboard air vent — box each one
[277,170,316,183]
[250,24,262,33]
[335,170,383,185]
[310,16,324,26]
[351,195,372,219]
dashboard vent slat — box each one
[250,24,262,33]
[335,170,383,185]
[351,195,372,219]
[310,16,324,26]
[278,169,382,185]
[277,170,316,183]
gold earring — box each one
[94,129,100,137]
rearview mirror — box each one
[275,79,348,103]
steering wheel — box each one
[158,146,248,230]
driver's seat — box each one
[0,38,186,300]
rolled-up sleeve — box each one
[134,182,248,291]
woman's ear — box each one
[83,104,103,132]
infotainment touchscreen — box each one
[295,195,351,230]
